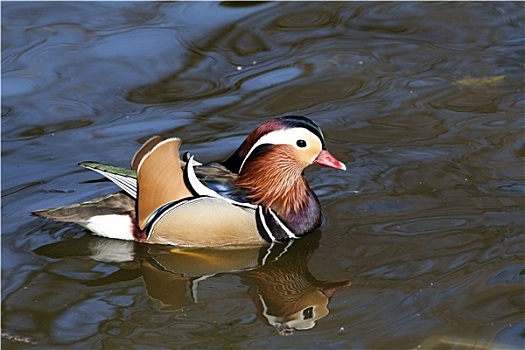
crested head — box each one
[223,116,344,174]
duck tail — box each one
[32,193,144,241]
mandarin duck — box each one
[33,116,346,247]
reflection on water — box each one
[34,232,350,336]
[239,240,350,336]
[2,1,524,349]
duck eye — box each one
[303,307,314,320]
[296,139,307,148]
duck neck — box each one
[236,146,321,235]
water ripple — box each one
[2,1,523,348]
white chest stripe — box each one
[258,206,276,242]
[268,208,298,239]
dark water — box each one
[2,1,524,349]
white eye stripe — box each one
[239,127,320,173]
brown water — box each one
[2,2,524,349]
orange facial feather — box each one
[236,145,311,218]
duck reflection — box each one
[141,231,350,335]
[34,231,350,335]
[240,238,351,335]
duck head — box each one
[223,116,346,236]
[223,116,346,174]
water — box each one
[2,1,524,348]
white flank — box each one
[83,214,135,241]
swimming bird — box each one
[33,116,346,247]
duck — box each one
[33,116,346,247]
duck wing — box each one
[80,142,256,218]
[191,162,251,205]
[80,162,138,198]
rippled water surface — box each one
[2,2,524,349]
